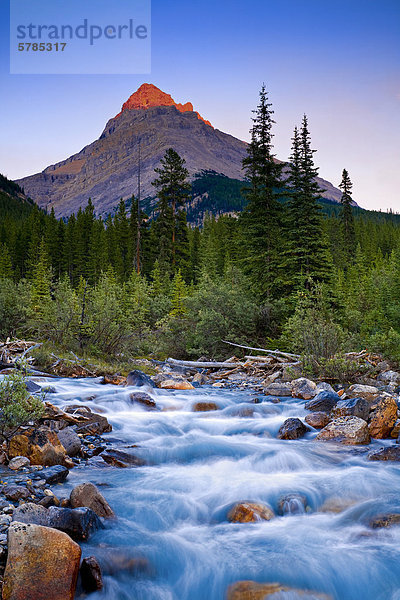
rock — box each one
[226,581,332,600]
[369,514,400,528]
[277,418,309,440]
[92,546,150,575]
[100,448,146,468]
[391,419,400,438]
[319,498,358,513]
[316,416,370,445]
[278,493,309,515]
[129,392,157,409]
[192,401,219,412]
[2,521,81,600]
[305,390,340,413]
[65,406,112,436]
[305,412,330,429]
[377,370,400,384]
[57,427,81,457]
[80,556,103,592]
[102,374,126,385]
[347,384,379,403]
[368,394,398,438]
[160,379,195,390]
[3,485,30,501]
[227,502,274,523]
[264,382,293,397]
[316,382,335,393]
[367,446,400,461]
[13,503,102,541]
[25,380,42,393]
[70,482,114,518]
[192,372,208,385]
[291,378,317,400]
[41,465,69,484]
[330,397,370,421]
[126,369,156,388]
[8,426,72,467]
[282,365,302,381]
[8,456,30,470]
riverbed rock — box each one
[65,406,112,436]
[228,502,274,523]
[2,521,81,600]
[126,369,156,388]
[92,546,150,575]
[278,493,309,515]
[319,498,359,513]
[369,513,400,529]
[305,390,340,413]
[277,418,309,440]
[367,446,400,461]
[226,581,332,600]
[192,401,219,412]
[8,427,72,467]
[12,502,102,541]
[57,427,81,457]
[160,379,195,390]
[368,394,398,438]
[25,380,42,394]
[264,382,293,397]
[330,397,370,421]
[102,374,126,385]
[8,456,30,470]
[377,370,400,384]
[80,556,103,592]
[129,392,157,410]
[70,482,114,518]
[41,465,69,484]
[3,485,30,502]
[100,448,146,468]
[305,412,330,429]
[347,384,379,404]
[192,372,208,385]
[291,378,317,400]
[391,419,400,438]
[316,416,370,445]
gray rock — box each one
[2,485,30,501]
[25,380,42,394]
[126,369,156,388]
[80,556,103,592]
[330,397,370,421]
[57,427,81,457]
[129,392,157,410]
[305,390,340,413]
[378,370,400,384]
[316,416,370,445]
[368,446,400,461]
[277,418,309,440]
[264,382,293,397]
[291,378,317,400]
[70,482,114,518]
[41,465,69,485]
[278,493,309,515]
[8,456,30,471]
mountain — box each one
[0,174,34,221]
[16,83,343,218]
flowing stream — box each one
[38,378,400,599]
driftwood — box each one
[221,340,300,360]
[166,358,242,369]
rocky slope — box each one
[16,84,343,218]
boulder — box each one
[2,522,81,600]
[129,392,157,410]
[160,379,195,390]
[3,485,30,502]
[13,502,102,541]
[316,416,370,445]
[347,384,379,404]
[91,546,150,575]
[8,426,72,467]
[25,380,42,394]
[192,372,208,385]
[100,448,146,468]
[80,556,103,592]
[264,382,293,397]
[305,412,330,429]
[391,419,400,438]
[291,378,317,400]
[377,370,400,384]
[368,394,398,438]
[278,493,309,515]
[367,446,400,461]
[65,406,112,436]
[305,390,340,413]
[126,369,156,388]
[227,581,332,600]
[330,397,370,421]
[228,502,274,523]
[8,456,30,471]
[102,374,126,385]
[70,482,114,518]
[319,498,358,513]
[277,418,309,440]
[192,401,219,412]
[41,465,69,484]
[316,382,335,393]
[57,427,81,457]
[369,514,400,529]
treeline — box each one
[1,87,400,364]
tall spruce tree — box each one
[285,115,332,290]
[152,148,191,269]
[241,85,283,299]
[339,168,356,260]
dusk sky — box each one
[1,0,399,211]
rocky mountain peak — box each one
[115,83,212,127]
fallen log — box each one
[221,341,300,360]
[166,358,243,369]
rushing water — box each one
[33,378,400,599]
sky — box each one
[0,0,399,211]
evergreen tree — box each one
[241,85,283,299]
[114,199,131,280]
[30,238,52,320]
[285,115,332,290]
[0,244,14,278]
[152,148,191,268]
[339,168,356,260]
[169,270,188,317]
